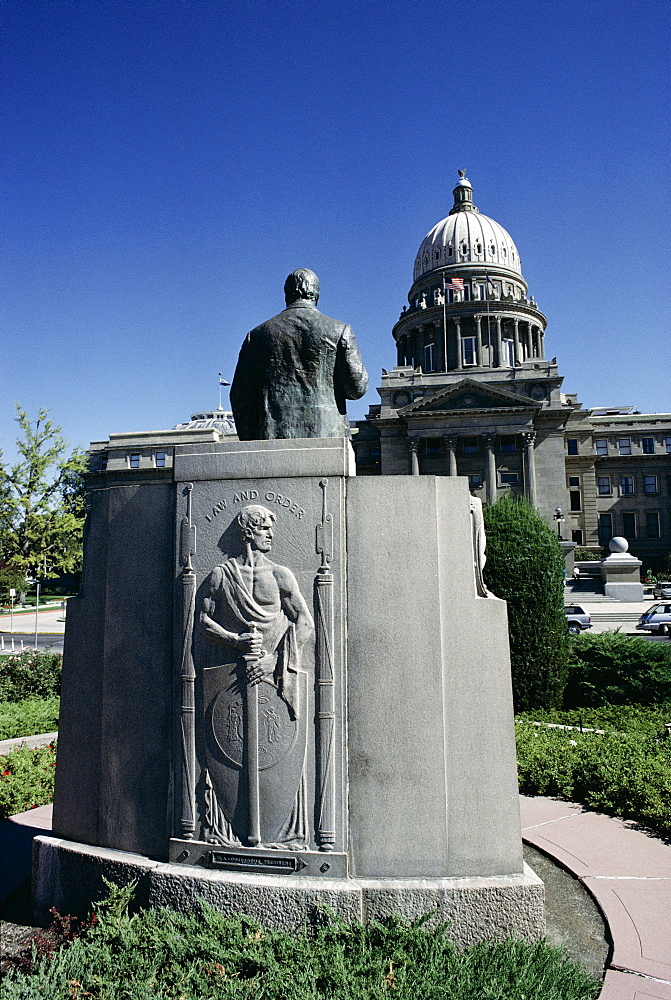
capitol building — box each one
[352,173,670,572]
[88,173,670,572]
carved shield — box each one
[203,662,308,846]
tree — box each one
[0,404,87,587]
[483,491,569,711]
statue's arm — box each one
[230,333,258,441]
[199,568,261,653]
[276,567,314,649]
[334,325,369,401]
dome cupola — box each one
[413,172,523,282]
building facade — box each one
[353,174,670,572]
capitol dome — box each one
[413,173,523,282]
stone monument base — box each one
[33,835,545,945]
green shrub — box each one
[0,696,60,739]
[516,722,671,838]
[0,649,62,702]
[0,741,57,819]
[565,632,671,708]
[2,881,600,999]
[573,548,600,561]
[483,493,569,711]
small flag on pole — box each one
[218,373,230,386]
[444,276,464,292]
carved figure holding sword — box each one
[200,505,314,847]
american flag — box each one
[444,276,464,291]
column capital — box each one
[408,437,419,453]
[522,430,536,446]
[483,433,496,448]
[443,435,458,449]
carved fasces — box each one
[199,504,315,849]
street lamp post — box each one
[554,507,565,542]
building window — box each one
[129,453,140,469]
[642,437,655,454]
[502,338,515,366]
[463,437,479,454]
[463,285,471,301]
[666,437,671,454]
[478,283,486,300]
[646,512,660,539]
[644,475,658,494]
[620,475,634,495]
[155,452,166,468]
[595,439,608,456]
[369,444,381,463]
[499,435,516,452]
[500,472,519,486]
[567,439,578,455]
[572,529,583,545]
[422,438,441,456]
[96,454,108,472]
[598,512,613,544]
[570,491,581,512]
[597,476,612,495]
[424,343,435,372]
[462,337,476,366]
[468,474,483,489]
[618,438,631,456]
[568,476,580,487]
[622,512,637,539]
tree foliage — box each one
[483,492,569,711]
[0,404,87,584]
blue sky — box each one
[2,0,669,464]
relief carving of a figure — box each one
[200,505,314,848]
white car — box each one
[636,603,671,636]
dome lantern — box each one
[449,170,478,215]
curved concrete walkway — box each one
[520,795,671,999]
[1,797,669,997]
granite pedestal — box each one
[44,437,543,942]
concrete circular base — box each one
[33,835,545,946]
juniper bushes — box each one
[483,492,569,711]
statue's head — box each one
[237,504,276,551]
[284,268,320,305]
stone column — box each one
[484,434,497,504]
[409,437,420,476]
[494,317,502,368]
[454,317,462,370]
[522,431,537,507]
[444,436,458,476]
[475,315,483,366]
[540,329,545,359]
[513,318,520,364]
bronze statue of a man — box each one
[230,268,368,440]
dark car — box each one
[564,605,592,634]
[637,603,671,636]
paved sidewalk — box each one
[520,796,671,999]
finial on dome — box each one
[450,170,477,214]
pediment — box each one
[399,379,541,415]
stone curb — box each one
[0,733,58,755]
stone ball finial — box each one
[609,536,629,554]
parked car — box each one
[652,582,671,599]
[564,605,592,634]
[637,603,671,636]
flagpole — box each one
[442,274,448,372]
